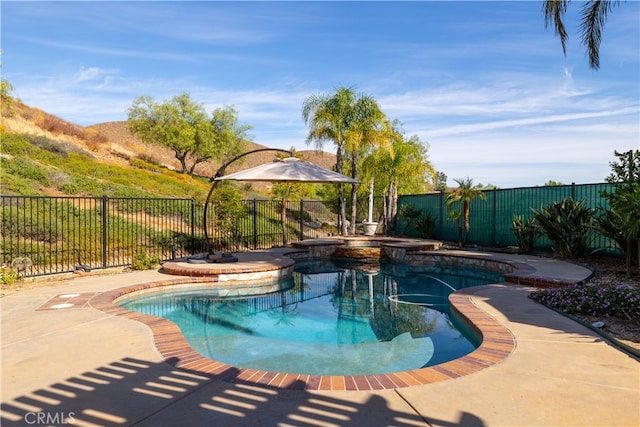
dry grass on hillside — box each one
[2,101,337,192]
[90,121,337,180]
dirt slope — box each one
[2,101,337,190]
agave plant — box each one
[415,212,436,239]
[531,198,594,259]
[512,215,539,254]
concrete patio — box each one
[1,250,638,426]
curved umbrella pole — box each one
[203,148,293,249]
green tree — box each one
[1,50,14,112]
[302,87,352,235]
[128,93,251,175]
[605,149,640,184]
[544,0,622,70]
[361,128,435,234]
[211,183,249,251]
[435,172,448,192]
[445,177,486,247]
[343,95,390,234]
[599,149,640,276]
[302,86,389,235]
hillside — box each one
[89,121,336,178]
[1,101,337,198]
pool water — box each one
[120,259,503,376]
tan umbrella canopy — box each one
[214,157,359,184]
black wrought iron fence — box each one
[1,196,197,277]
[3,183,620,278]
[205,199,339,252]
[1,196,341,278]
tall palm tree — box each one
[544,0,621,70]
[445,177,486,247]
[344,96,389,234]
[302,87,354,235]
[362,130,435,234]
[302,86,388,235]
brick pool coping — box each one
[89,275,518,391]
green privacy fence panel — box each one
[397,183,620,255]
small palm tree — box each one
[302,86,389,235]
[445,178,486,247]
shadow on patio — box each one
[1,356,487,426]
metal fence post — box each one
[299,200,304,241]
[253,199,258,249]
[439,190,445,239]
[492,188,497,246]
[102,195,108,269]
[190,199,196,255]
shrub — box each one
[11,257,32,277]
[41,113,85,139]
[397,204,422,235]
[3,156,50,186]
[57,181,80,195]
[530,283,640,319]
[83,127,108,147]
[512,215,540,253]
[415,212,436,238]
[131,251,161,270]
[531,198,593,259]
[30,135,71,157]
[1,265,20,285]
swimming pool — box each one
[119,259,503,376]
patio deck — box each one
[1,249,638,426]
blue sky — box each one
[2,1,638,188]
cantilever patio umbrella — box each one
[214,157,359,184]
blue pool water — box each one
[119,259,503,375]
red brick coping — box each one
[161,255,294,277]
[90,278,516,391]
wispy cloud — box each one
[3,1,637,188]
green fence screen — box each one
[397,183,619,255]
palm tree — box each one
[445,177,486,247]
[362,129,435,234]
[302,87,355,235]
[544,0,621,70]
[302,86,389,235]
[343,96,389,234]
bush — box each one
[530,283,640,319]
[532,198,593,259]
[131,251,161,270]
[3,156,50,186]
[512,215,539,253]
[397,204,423,235]
[1,265,20,285]
[415,212,436,238]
